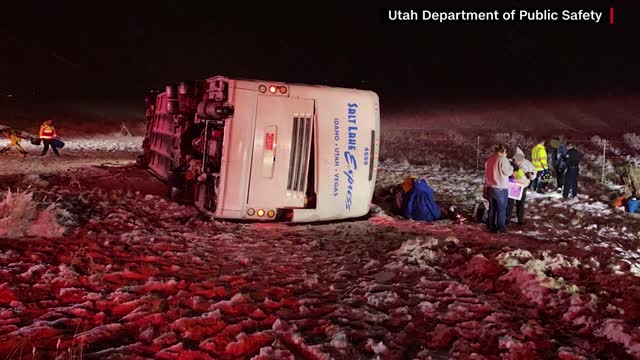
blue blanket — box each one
[403,179,441,221]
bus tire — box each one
[136,154,148,169]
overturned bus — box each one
[141,76,379,222]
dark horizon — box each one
[1,2,639,102]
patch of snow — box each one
[60,135,143,152]
[366,291,400,308]
[394,237,441,269]
[572,201,612,216]
[498,249,582,300]
[497,250,533,268]
[367,339,388,354]
[329,332,349,349]
[593,319,640,357]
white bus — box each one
[142,76,380,222]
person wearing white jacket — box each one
[506,147,536,226]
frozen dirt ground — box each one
[1,142,640,359]
[0,135,144,177]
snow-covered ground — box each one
[0,134,143,153]
[0,134,142,176]
[53,135,144,152]
[1,133,640,359]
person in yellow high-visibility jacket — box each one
[0,129,28,156]
[530,141,549,193]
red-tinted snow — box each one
[1,138,640,358]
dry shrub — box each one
[446,130,468,147]
[623,133,640,150]
[28,204,66,238]
[0,189,38,238]
[493,132,535,156]
[0,189,66,239]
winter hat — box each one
[402,175,417,193]
[513,147,525,162]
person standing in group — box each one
[506,147,536,226]
[530,140,549,193]
[484,144,514,233]
[563,142,583,199]
[549,137,567,193]
[39,119,60,156]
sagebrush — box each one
[0,189,65,238]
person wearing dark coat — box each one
[563,142,583,199]
[550,138,568,192]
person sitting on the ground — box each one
[402,177,441,221]
[391,175,417,215]
[393,175,417,213]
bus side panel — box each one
[217,88,257,216]
[292,89,379,222]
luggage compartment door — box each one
[247,96,314,208]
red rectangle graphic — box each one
[265,133,274,150]
[610,7,614,25]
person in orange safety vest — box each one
[39,119,60,156]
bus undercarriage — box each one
[141,78,232,213]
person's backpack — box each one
[52,138,65,148]
[402,179,441,221]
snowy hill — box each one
[382,95,640,134]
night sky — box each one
[1,2,638,102]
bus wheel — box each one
[136,154,148,169]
